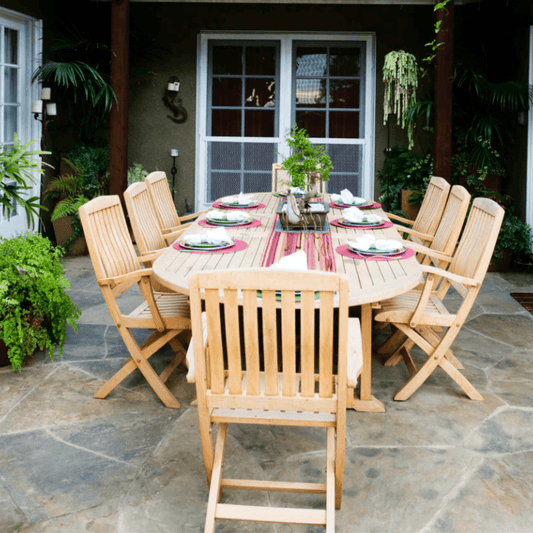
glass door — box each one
[196,33,375,209]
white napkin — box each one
[183,227,232,245]
[344,207,382,224]
[222,192,254,205]
[347,234,401,252]
[206,210,227,221]
[269,250,308,271]
[331,189,366,205]
[226,211,250,222]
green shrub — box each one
[0,232,81,371]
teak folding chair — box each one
[375,197,505,401]
[79,196,191,409]
[124,182,185,256]
[385,176,451,246]
[145,171,206,234]
[189,269,363,532]
[272,163,326,194]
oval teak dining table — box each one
[152,191,423,412]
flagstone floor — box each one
[1,256,533,533]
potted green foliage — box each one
[44,143,110,254]
[0,134,50,228]
[280,124,333,194]
[378,146,433,216]
[0,232,81,371]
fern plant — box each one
[51,195,89,221]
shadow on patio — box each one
[1,256,533,533]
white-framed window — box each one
[196,32,376,210]
[0,7,42,238]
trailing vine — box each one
[383,51,418,150]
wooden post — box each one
[109,0,130,199]
[434,0,454,182]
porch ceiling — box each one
[100,0,479,4]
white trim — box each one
[527,26,533,250]
[196,32,376,211]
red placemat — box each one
[329,202,382,210]
[198,219,262,228]
[330,219,393,230]
[173,239,248,254]
[335,245,415,261]
[212,201,266,210]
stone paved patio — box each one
[1,256,533,533]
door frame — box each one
[0,6,43,237]
[527,25,533,250]
[195,31,376,211]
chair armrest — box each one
[395,225,434,242]
[384,212,415,226]
[347,318,363,388]
[179,210,207,222]
[97,268,151,288]
[163,228,186,245]
[422,265,480,287]
[406,242,452,263]
[162,221,193,234]
[138,250,164,263]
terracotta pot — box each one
[401,189,422,220]
[0,339,11,368]
[52,215,88,256]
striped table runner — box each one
[260,216,336,272]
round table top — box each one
[152,192,423,306]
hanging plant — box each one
[383,51,419,150]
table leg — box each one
[347,303,385,412]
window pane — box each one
[4,28,18,65]
[246,46,276,76]
[211,109,241,137]
[210,171,241,201]
[212,46,242,75]
[245,78,275,108]
[4,106,17,143]
[212,78,242,107]
[296,79,326,108]
[245,110,274,137]
[296,47,327,77]
[329,47,361,77]
[210,141,241,170]
[330,111,360,139]
[330,80,360,109]
[4,67,18,103]
[296,111,325,138]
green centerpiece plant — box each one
[0,232,81,371]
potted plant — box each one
[0,232,81,371]
[44,143,109,254]
[280,124,333,195]
[0,134,50,228]
[378,146,433,217]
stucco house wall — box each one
[128,2,434,213]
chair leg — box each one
[159,336,187,383]
[204,423,228,533]
[400,347,417,377]
[415,326,464,369]
[326,427,336,533]
[377,327,405,356]
[439,357,483,400]
[383,338,415,367]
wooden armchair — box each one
[385,176,450,246]
[188,268,363,532]
[79,195,191,409]
[375,197,505,401]
[144,171,206,234]
[272,163,326,194]
[124,182,185,256]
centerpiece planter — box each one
[401,189,422,220]
[277,201,329,231]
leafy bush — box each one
[127,162,148,185]
[0,233,81,371]
[378,146,433,212]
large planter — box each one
[401,189,421,220]
[52,215,88,256]
[0,339,10,368]
[276,201,329,231]
[488,248,513,272]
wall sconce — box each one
[163,76,187,124]
[32,87,57,150]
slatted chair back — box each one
[441,197,505,298]
[79,195,139,281]
[189,268,352,531]
[145,171,181,231]
[412,176,450,237]
[124,182,166,255]
[272,163,326,194]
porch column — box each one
[433,0,454,182]
[109,0,130,199]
